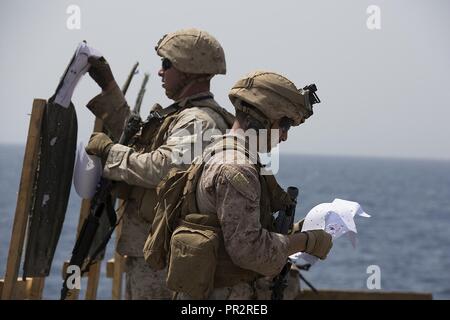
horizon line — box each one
[1,142,449,163]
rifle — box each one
[118,73,149,145]
[271,186,319,299]
[271,186,298,300]
[134,73,149,114]
[270,84,322,300]
[121,62,139,95]
[60,62,144,300]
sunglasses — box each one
[162,58,172,71]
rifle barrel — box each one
[134,73,150,114]
[121,62,139,95]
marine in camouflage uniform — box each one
[85,29,234,299]
[170,71,333,299]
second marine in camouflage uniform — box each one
[145,71,333,299]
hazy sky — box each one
[1,0,449,160]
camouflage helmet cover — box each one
[229,71,314,126]
[155,28,226,75]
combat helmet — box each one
[229,71,320,127]
[155,28,226,75]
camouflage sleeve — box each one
[215,163,290,277]
[86,83,131,140]
[102,109,220,188]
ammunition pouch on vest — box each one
[179,213,261,289]
[144,136,293,297]
[166,218,220,299]
[166,211,260,298]
[143,163,205,269]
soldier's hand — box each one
[302,230,332,260]
[85,132,114,160]
[88,56,115,91]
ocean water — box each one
[1,145,449,299]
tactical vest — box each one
[116,94,234,224]
[144,136,293,299]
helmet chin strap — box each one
[251,124,278,154]
[266,128,280,151]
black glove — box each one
[88,56,115,90]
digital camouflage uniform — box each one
[87,86,232,299]
[171,71,320,300]
[175,135,298,299]
[86,28,232,299]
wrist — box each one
[102,80,117,93]
[287,232,308,255]
[101,143,114,166]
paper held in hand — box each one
[54,41,102,108]
[290,199,371,266]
